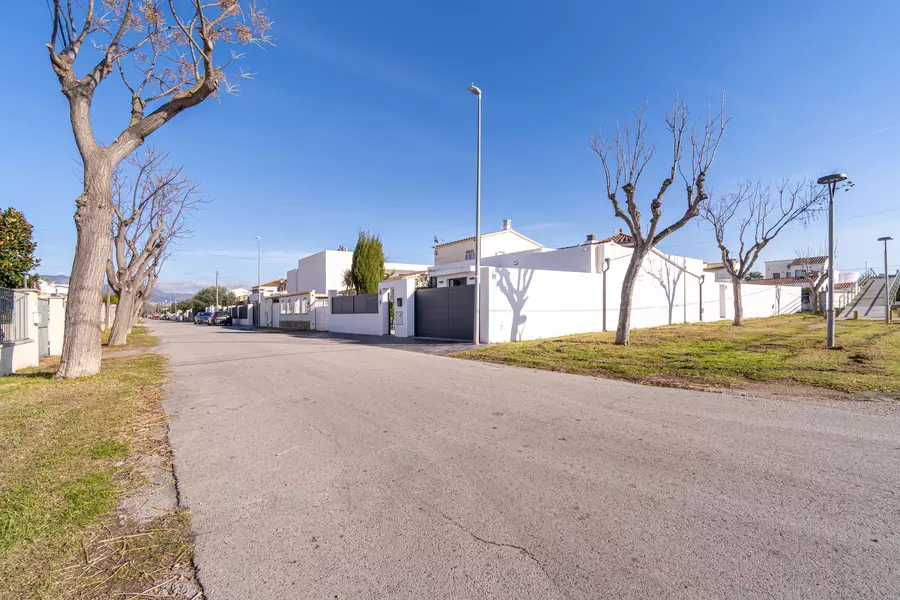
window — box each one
[301,297,310,315]
[795,270,806,278]
[772,272,780,279]
[465,249,475,260]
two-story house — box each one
[430,219,544,287]
[757,256,859,310]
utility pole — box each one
[215,265,219,311]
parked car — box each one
[195,311,212,325]
[210,311,233,326]
[151,312,161,319]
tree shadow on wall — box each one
[642,255,684,324]
[496,267,534,342]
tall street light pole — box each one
[255,236,261,325]
[816,173,847,348]
[878,236,893,324]
[215,264,219,311]
[468,83,482,346]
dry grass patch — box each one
[456,314,900,397]
[0,345,196,598]
[101,325,158,349]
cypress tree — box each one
[350,231,385,294]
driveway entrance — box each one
[414,285,474,340]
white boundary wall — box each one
[326,290,388,336]
[480,260,802,344]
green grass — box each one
[456,314,900,396]
[0,330,191,598]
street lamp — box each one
[215,264,219,311]
[878,236,893,324]
[468,83,482,345]
[255,236,261,326]
[816,173,847,348]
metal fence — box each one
[331,293,379,315]
[0,287,29,343]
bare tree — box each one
[48,1,272,378]
[701,180,825,325]
[591,97,729,344]
[793,249,830,313]
[132,246,172,328]
[106,150,200,346]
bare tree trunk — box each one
[57,158,115,379]
[809,285,820,312]
[615,247,648,345]
[130,293,145,330]
[732,277,744,326]
[108,288,135,346]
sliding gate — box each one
[414,285,474,340]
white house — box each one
[759,256,860,310]
[285,249,428,295]
[249,278,285,303]
[703,261,740,282]
[430,219,544,287]
[229,287,251,302]
[37,278,69,296]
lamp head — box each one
[878,236,893,242]
[816,173,848,185]
[468,84,482,96]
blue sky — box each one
[5,0,899,293]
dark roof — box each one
[597,229,633,245]
[768,256,828,267]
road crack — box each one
[437,510,564,596]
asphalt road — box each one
[151,321,900,599]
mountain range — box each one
[39,274,194,303]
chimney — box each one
[586,234,597,244]
[502,219,511,231]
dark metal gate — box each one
[414,285,474,340]
[37,298,50,358]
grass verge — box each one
[0,343,194,598]
[101,325,158,349]
[455,314,900,397]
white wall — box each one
[433,245,593,287]
[297,250,343,295]
[325,290,388,335]
[386,262,430,276]
[480,258,803,343]
[379,277,417,338]
[286,268,300,294]
[327,310,386,335]
[47,297,65,356]
[765,259,793,279]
